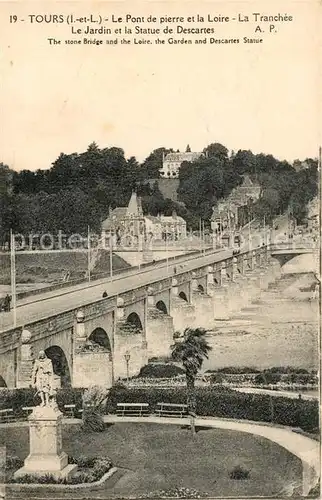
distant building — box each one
[211,175,261,231]
[227,175,261,206]
[101,192,187,246]
[101,192,146,247]
[160,149,203,178]
[158,213,187,240]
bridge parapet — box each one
[147,277,172,295]
[119,285,147,306]
[270,242,319,252]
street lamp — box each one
[124,351,131,381]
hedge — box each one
[1,385,319,433]
[107,385,319,432]
[137,364,185,378]
[0,387,84,417]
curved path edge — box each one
[103,414,320,496]
[1,415,319,495]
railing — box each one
[270,240,318,251]
[12,246,222,304]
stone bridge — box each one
[0,244,302,389]
[270,243,319,274]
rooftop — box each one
[164,152,203,163]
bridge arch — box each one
[126,312,143,331]
[45,345,71,387]
[197,284,205,293]
[89,327,112,351]
[179,291,188,302]
[0,375,7,388]
[155,300,168,315]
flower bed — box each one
[6,455,113,484]
[138,487,209,498]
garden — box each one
[1,422,303,498]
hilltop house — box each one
[160,147,203,178]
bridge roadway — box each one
[0,246,235,333]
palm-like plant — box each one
[171,327,212,435]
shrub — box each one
[81,386,109,433]
[82,385,109,410]
[229,465,250,480]
[216,366,261,374]
[81,408,105,433]
[5,456,24,470]
[254,372,281,385]
[140,487,209,498]
[148,356,173,364]
[283,373,316,385]
[208,373,225,384]
[138,364,185,379]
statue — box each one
[32,351,54,407]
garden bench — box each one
[116,403,150,417]
[22,406,34,419]
[0,408,14,423]
[63,404,77,418]
[156,402,188,418]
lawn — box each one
[1,423,302,498]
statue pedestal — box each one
[14,406,77,480]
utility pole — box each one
[248,221,252,250]
[10,230,17,327]
[110,235,113,281]
[87,226,91,283]
[318,147,321,283]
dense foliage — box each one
[0,142,318,245]
[0,387,84,415]
[138,363,185,378]
[178,146,318,223]
[106,385,319,432]
[1,384,319,432]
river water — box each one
[204,272,319,371]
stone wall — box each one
[73,351,113,388]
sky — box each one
[0,0,320,172]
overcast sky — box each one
[0,0,320,171]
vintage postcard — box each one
[0,0,320,499]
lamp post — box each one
[10,230,17,327]
[124,351,131,382]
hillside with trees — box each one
[0,141,318,246]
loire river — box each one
[204,272,319,371]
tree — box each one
[0,163,14,246]
[203,143,228,160]
[171,327,212,435]
[185,144,191,153]
[232,150,257,176]
[141,147,174,179]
